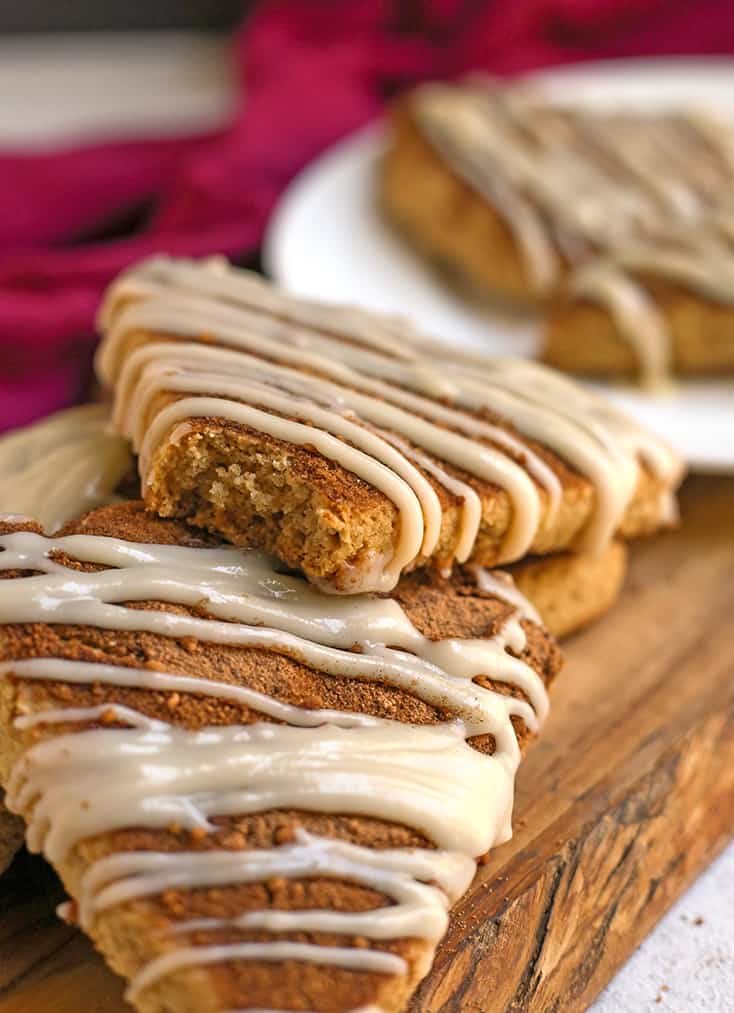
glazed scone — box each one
[96,256,682,594]
[381,81,734,383]
[0,502,560,1013]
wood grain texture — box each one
[0,475,732,1013]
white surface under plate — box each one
[264,58,734,473]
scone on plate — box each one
[381,79,734,384]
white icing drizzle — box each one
[1,525,547,1004]
[78,829,473,936]
[0,404,131,532]
[569,234,734,385]
[570,261,671,386]
[412,80,734,382]
[127,943,405,1002]
[95,257,681,592]
[8,659,380,731]
[376,429,482,566]
[0,533,547,719]
[468,566,541,626]
[10,716,501,869]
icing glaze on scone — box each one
[0,404,131,531]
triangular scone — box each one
[0,503,560,1013]
[96,256,682,594]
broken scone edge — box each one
[142,408,663,593]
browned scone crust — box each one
[143,407,667,591]
[543,281,734,377]
[380,100,555,304]
[0,503,562,1013]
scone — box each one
[381,79,734,384]
[95,256,682,595]
[0,502,560,1013]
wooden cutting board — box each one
[1,475,732,1013]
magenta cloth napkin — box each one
[3,0,734,430]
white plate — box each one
[264,58,734,472]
